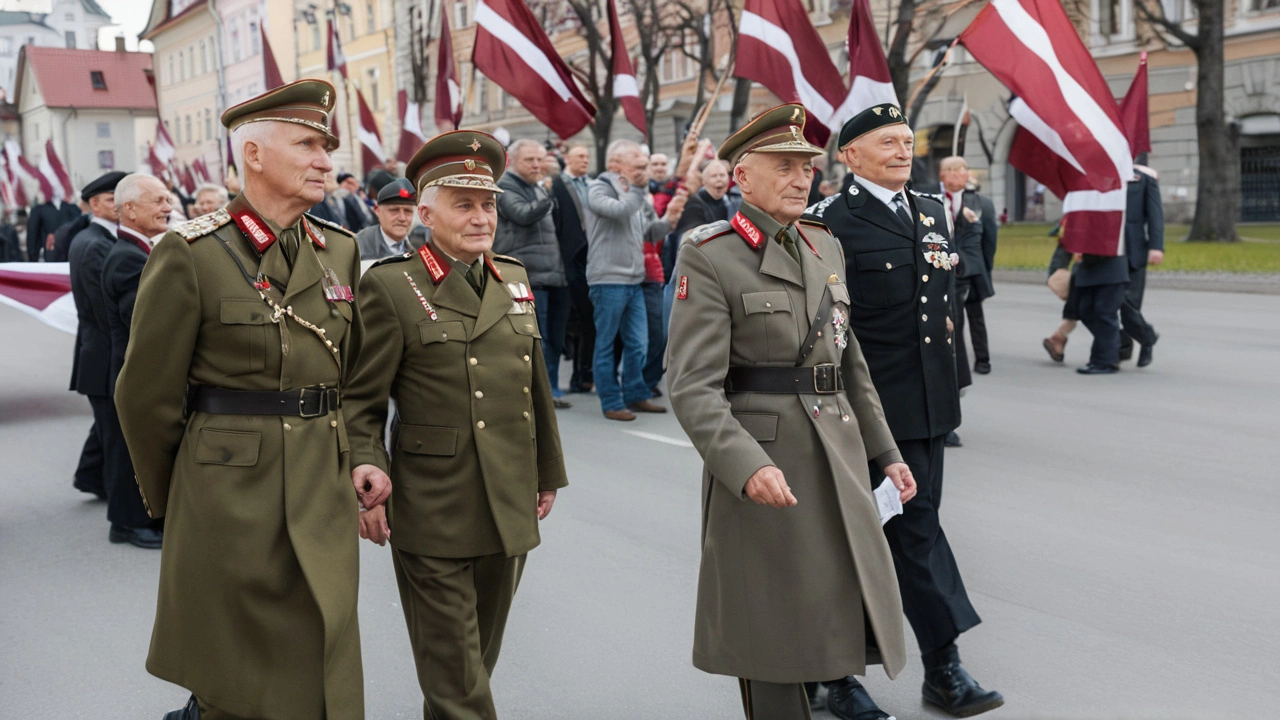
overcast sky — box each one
[94,0,154,52]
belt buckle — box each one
[813,364,840,394]
[298,387,324,418]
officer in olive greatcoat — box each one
[667,104,918,720]
[803,104,1003,718]
[114,79,385,720]
[343,131,568,720]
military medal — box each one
[403,271,438,321]
[921,232,953,270]
[254,272,271,291]
[322,267,353,302]
[831,307,849,351]
[506,282,534,314]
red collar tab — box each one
[484,255,503,283]
[418,243,451,284]
[730,212,765,250]
[229,203,276,253]
[794,224,820,258]
[303,218,326,249]
[118,227,151,255]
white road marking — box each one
[621,429,694,448]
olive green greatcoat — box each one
[666,201,908,684]
[343,245,568,559]
[114,197,365,720]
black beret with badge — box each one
[81,171,127,202]
[220,78,339,151]
[376,178,417,206]
[837,102,908,149]
[405,131,507,195]
[718,103,825,167]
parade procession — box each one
[0,0,1278,718]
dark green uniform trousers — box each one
[392,548,526,720]
[738,679,813,720]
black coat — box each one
[951,191,997,300]
[804,181,961,441]
[101,230,150,394]
[28,201,81,261]
[1125,170,1164,271]
[67,222,116,396]
[49,212,92,262]
[665,188,731,281]
[342,193,374,232]
[308,198,345,227]
[0,223,20,262]
[550,173,590,283]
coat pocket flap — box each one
[418,320,466,345]
[193,428,261,466]
[508,315,543,338]
[220,298,271,325]
[741,291,792,315]
[398,424,459,456]
[828,282,851,305]
[854,248,915,273]
[733,412,779,442]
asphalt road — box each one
[2,282,1278,720]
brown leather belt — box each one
[190,386,341,417]
[725,364,844,394]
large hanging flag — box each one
[261,24,285,90]
[435,4,462,131]
[397,90,428,163]
[736,0,846,146]
[1,149,28,208]
[834,0,899,124]
[0,262,76,335]
[44,140,74,201]
[1118,51,1150,158]
[961,0,1132,256]
[607,0,645,135]
[326,16,348,79]
[154,122,176,166]
[472,0,595,139]
[355,89,387,173]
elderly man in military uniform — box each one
[667,104,917,720]
[355,177,424,261]
[803,104,1003,718]
[114,79,386,720]
[344,131,568,720]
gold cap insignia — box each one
[872,107,883,116]
[889,106,901,118]
[790,125,802,142]
[464,158,476,171]
[468,138,482,152]
[791,107,802,123]
[322,91,330,105]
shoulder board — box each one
[797,218,833,235]
[805,193,840,218]
[491,254,524,266]
[304,213,356,237]
[173,208,231,242]
[909,188,945,204]
[369,252,413,269]
[687,220,732,246]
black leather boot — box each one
[922,644,1004,717]
[161,695,200,720]
[826,676,894,720]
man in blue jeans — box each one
[584,139,676,421]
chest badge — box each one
[506,282,535,314]
[831,307,849,351]
[921,231,954,271]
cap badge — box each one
[464,158,477,171]
[790,125,802,142]
[322,91,330,105]
[889,106,901,118]
[872,107,883,116]
[790,107,801,123]
[468,138,482,152]
[399,188,411,198]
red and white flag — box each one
[0,150,27,208]
[607,0,645,135]
[327,17,348,79]
[6,140,56,204]
[44,139,74,201]
[0,262,76,335]
[355,89,387,172]
[833,0,899,123]
[1118,51,1150,158]
[736,0,846,147]
[435,4,462,131]
[154,122,176,166]
[472,0,595,139]
[961,0,1133,256]
[397,90,428,163]
[146,142,167,178]
[262,23,285,90]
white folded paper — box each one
[874,477,903,526]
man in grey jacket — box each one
[584,139,674,421]
[355,178,425,261]
[496,139,572,407]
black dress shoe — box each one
[1137,333,1158,367]
[923,662,1004,717]
[827,676,895,720]
[1076,363,1119,375]
[73,479,108,500]
[162,695,200,720]
[805,682,825,712]
[973,361,991,375]
[1118,346,1134,362]
[945,430,962,448]
[109,525,163,549]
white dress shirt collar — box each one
[853,175,908,209]
[90,216,118,237]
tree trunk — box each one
[1186,0,1240,242]
[884,0,917,108]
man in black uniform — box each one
[66,171,126,500]
[27,193,81,261]
[804,104,1003,719]
[1118,163,1163,366]
[938,157,998,376]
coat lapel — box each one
[471,258,514,338]
[758,233,804,288]
[428,271,482,317]
[797,234,830,325]
[282,235,324,304]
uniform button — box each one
[925,337,932,344]
[523,411,530,419]
[330,420,338,428]
[523,355,531,362]
[944,294,948,302]
[476,421,486,429]
[765,302,772,308]
[922,314,928,321]
[283,423,292,431]
[921,296,928,303]
[947,338,953,345]
[922,275,929,282]
[441,331,448,339]
[475,391,484,399]
[885,262,893,269]
[522,387,530,394]
[469,357,478,366]
[841,414,851,422]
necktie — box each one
[280,228,298,266]
[946,191,957,222]
[891,195,914,230]
[573,177,589,205]
[777,228,801,266]
[465,261,485,297]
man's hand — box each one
[744,466,798,508]
[884,462,917,503]
[358,504,390,546]
[1148,249,1165,266]
[537,490,557,520]
[663,189,688,224]
[45,233,55,251]
[352,464,391,509]
[946,315,954,334]
[674,129,701,178]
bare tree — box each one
[1137,0,1239,242]
[621,0,672,145]
[562,0,620,173]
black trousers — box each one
[1119,267,1158,353]
[874,436,980,654]
[99,398,154,529]
[964,294,989,365]
[952,277,973,389]
[1077,281,1127,367]
[74,394,108,496]
[565,272,595,391]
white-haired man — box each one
[114,79,385,720]
[344,130,568,720]
[191,182,230,217]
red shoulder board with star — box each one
[793,223,821,258]
[229,203,276,253]
[418,244,450,284]
[484,255,504,282]
[730,212,765,250]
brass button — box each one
[925,337,932,344]
[522,411,530,419]
[476,421,486,429]
[475,391,484,399]
[522,387,529,394]
[523,355,531,362]
[885,262,893,269]
[441,332,448,339]
[469,358,478,366]
[283,423,292,431]
[330,420,338,428]
[921,296,928,303]
[841,414,851,422]
[922,275,929,282]
[922,314,928,321]
[765,302,772,308]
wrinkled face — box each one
[420,187,497,262]
[702,161,730,199]
[193,189,223,216]
[245,123,334,207]
[734,152,815,225]
[939,162,969,193]
[843,124,915,191]
[513,143,547,184]
[375,202,416,241]
[122,177,173,237]
[541,153,561,178]
[88,191,118,223]
[649,153,670,182]
[566,146,590,176]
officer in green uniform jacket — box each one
[114,79,386,720]
[344,130,568,720]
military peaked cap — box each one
[838,103,908,149]
[717,103,824,167]
[221,79,339,151]
[405,130,506,195]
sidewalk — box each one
[994,268,1280,295]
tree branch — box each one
[1135,0,1199,50]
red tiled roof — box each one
[20,47,156,111]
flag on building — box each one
[44,140,74,201]
[607,0,645,135]
[397,90,428,163]
[435,4,462,131]
[834,0,899,123]
[472,0,595,139]
[0,262,76,335]
[355,89,387,173]
[1118,51,1150,158]
[327,16,348,79]
[961,0,1133,256]
[262,24,285,90]
[736,0,847,146]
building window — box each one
[207,36,215,70]
[250,22,261,55]
[188,47,195,76]
[199,40,207,73]
[65,12,75,21]
[367,68,379,108]
[0,38,13,57]
[65,31,75,49]
[169,55,175,85]
[99,150,114,170]
[26,36,35,46]
[232,25,241,62]
[366,0,375,33]
[311,24,321,50]
[455,1,469,26]
[1098,0,1131,37]
[659,32,697,84]
[185,114,192,142]
[205,109,212,140]
[97,122,110,138]
[90,71,106,90]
